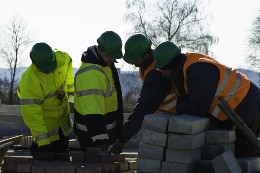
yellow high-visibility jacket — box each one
[74,63,119,142]
[17,49,74,146]
[74,63,118,115]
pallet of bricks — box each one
[1,147,137,173]
[136,113,260,173]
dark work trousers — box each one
[31,128,69,155]
[235,116,260,157]
[73,123,95,152]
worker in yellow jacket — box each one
[17,42,74,159]
[153,41,260,157]
[74,31,123,152]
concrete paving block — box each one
[102,162,128,173]
[4,155,33,164]
[70,151,85,161]
[238,157,260,173]
[137,158,161,173]
[2,163,17,172]
[212,150,242,173]
[142,114,174,133]
[160,161,194,173]
[168,114,210,134]
[32,164,46,173]
[141,129,167,147]
[167,132,205,149]
[59,164,79,173]
[17,163,32,173]
[45,165,60,173]
[0,104,21,114]
[166,148,201,164]
[138,142,165,160]
[193,160,215,173]
[77,165,102,173]
[206,130,236,144]
[201,144,235,160]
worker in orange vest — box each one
[109,34,178,154]
[152,41,260,157]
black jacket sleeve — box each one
[176,63,220,116]
[120,70,172,142]
[110,64,124,139]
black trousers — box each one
[31,128,69,155]
[235,116,260,157]
[73,124,95,152]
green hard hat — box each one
[123,34,152,64]
[97,31,123,59]
[153,41,181,69]
[30,42,57,73]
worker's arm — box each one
[66,56,74,94]
[177,63,220,116]
[18,81,50,147]
[120,70,172,142]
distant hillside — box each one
[0,67,142,98]
[1,67,260,98]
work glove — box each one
[107,141,125,155]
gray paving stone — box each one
[238,157,260,173]
[212,150,242,173]
[201,143,235,160]
[168,114,210,134]
[165,147,201,164]
[142,114,175,133]
[167,132,205,149]
[142,129,167,147]
[137,158,161,173]
[138,142,165,161]
[160,161,194,173]
[206,130,236,144]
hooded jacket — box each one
[17,49,74,146]
[74,46,123,142]
[120,53,172,142]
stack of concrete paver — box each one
[136,113,260,173]
[1,147,137,173]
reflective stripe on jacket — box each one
[139,60,178,113]
[74,63,118,115]
[17,49,74,146]
[183,52,250,121]
[74,63,118,141]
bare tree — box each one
[125,0,218,54]
[0,13,33,104]
[247,13,260,72]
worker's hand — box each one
[107,141,125,155]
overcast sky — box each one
[0,0,260,70]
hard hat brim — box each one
[108,51,123,59]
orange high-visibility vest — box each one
[183,52,250,120]
[139,60,178,113]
